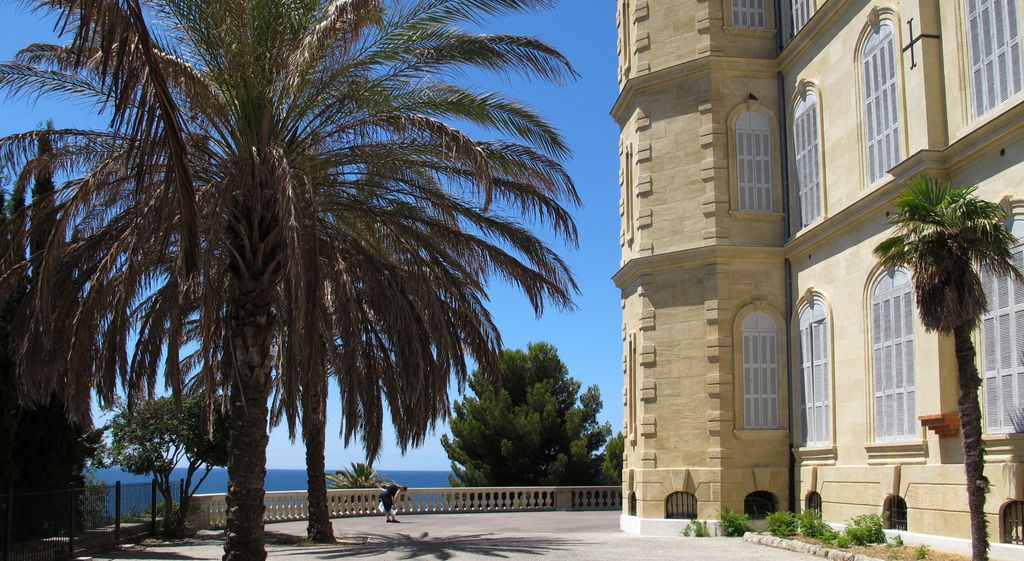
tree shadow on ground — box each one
[305,531,582,560]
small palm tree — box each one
[326,462,385,489]
[875,175,1021,561]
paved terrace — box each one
[98,511,821,560]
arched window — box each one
[742,312,779,429]
[744,491,777,520]
[628,491,637,516]
[982,217,1024,433]
[884,495,908,531]
[872,269,917,441]
[665,492,698,519]
[862,21,902,184]
[793,92,822,228]
[799,301,831,446]
[806,491,822,514]
[733,0,765,29]
[966,0,1023,117]
[791,0,812,34]
[1003,500,1024,544]
[736,113,773,212]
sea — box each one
[92,467,453,494]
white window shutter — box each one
[981,242,1024,433]
[967,0,1024,117]
[794,97,821,227]
[734,0,765,29]
[792,0,811,33]
[743,313,779,430]
[862,23,902,184]
[800,305,830,447]
[737,113,772,212]
[872,270,917,441]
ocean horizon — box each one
[93,467,453,494]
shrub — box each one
[914,545,931,560]
[765,511,799,538]
[682,520,710,537]
[798,509,831,539]
[718,508,751,537]
[834,533,852,548]
[888,534,904,547]
[843,514,886,546]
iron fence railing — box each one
[0,480,168,561]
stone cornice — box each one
[610,56,780,123]
[612,244,785,288]
[783,99,1024,256]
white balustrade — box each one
[188,486,621,530]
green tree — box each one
[874,176,1022,561]
[326,462,385,489]
[107,395,229,534]
[442,342,611,487]
[0,126,102,493]
[602,433,624,485]
[0,1,579,558]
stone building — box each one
[613,0,1024,549]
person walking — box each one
[379,483,408,523]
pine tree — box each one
[442,342,611,487]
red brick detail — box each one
[919,413,960,438]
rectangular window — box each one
[794,98,821,227]
[733,0,766,29]
[792,0,812,34]
[983,245,1024,432]
[800,307,831,446]
[743,314,779,429]
[872,272,917,441]
[968,0,1024,117]
[863,23,902,184]
[737,113,773,212]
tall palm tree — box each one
[0,1,580,559]
[875,176,1021,561]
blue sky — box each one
[0,0,622,471]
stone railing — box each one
[188,486,621,530]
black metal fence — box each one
[0,480,172,561]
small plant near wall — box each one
[765,511,799,538]
[913,544,931,560]
[843,514,886,546]
[681,520,710,537]
[798,509,832,539]
[718,508,751,537]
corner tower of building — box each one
[613,0,789,531]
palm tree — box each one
[0,1,580,559]
[327,462,386,489]
[875,176,1021,561]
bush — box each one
[798,509,831,539]
[765,511,799,538]
[843,514,886,546]
[834,533,852,548]
[888,534,904,547]
[914,545,931,560]
[681,520,710,537]
[718,508,751,537]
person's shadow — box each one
[307,531,580,560]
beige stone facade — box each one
[613,0,1024,546]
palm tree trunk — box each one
[223,300,275,561]
[954,325,990,561]
[303,371,335,543]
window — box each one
[742,312,779,429]
[792,0,812,34]
[620,0,632,73]
[806,492,822,514]
[736,113,773,212]
[1004,501,1024,545]
[872,269,917,441]
[967,0,1023,117]
[627,332,638,438]
[793,92,822,228]
[665,492,698,519]
[628,492,637,516]
[744,491,777,520]
[982,218,1024,433]
[884,495,908,531]
[733,0,765,29]
[862,21,902,184]
[799,301,831,446]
